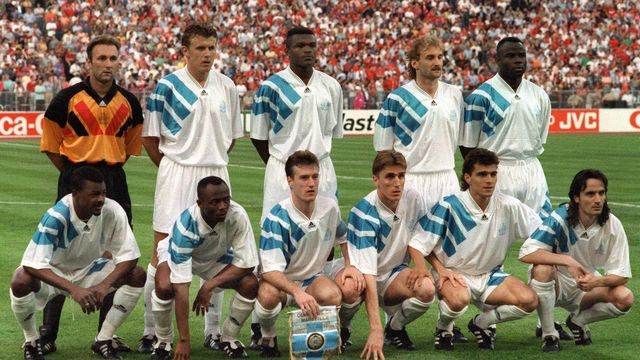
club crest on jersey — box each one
[319,99,331,111]
[219,102,227,113]
[497,223,508,237]
[449,110,457,122]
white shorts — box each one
[25,259,116,309]
[376,263,409,308]
[153,156,230,233]
[156,238,228,281]
[496,158,551,218]
[261,155,337,223]
[555,270,593,313]
[323,258,345,280]
[434,266,510,311]
[405,169,459,210]
[283,273,329,308]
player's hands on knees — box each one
[566,259,588,281]
[360,330,384,360]
[341,265,365,293]
[70,286,99,314]
[294,290,320,318]
[576,273,598,292]
[438,268,466,290]
[405,268,430,290]
[173,339,191,360]
[89,283,112,306]
[192,286,213,316]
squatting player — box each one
[254,151,344,357]
[520,169,633,352]
[150,177,258,360]
[339,150,435,359]
[409,148,541,351]
[10,167,145,360]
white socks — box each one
[142,264,156,337]
[573,302,627,326]
[221,293,255,342]
[530,279,558,338]
[97,285,143,341]
[254,300,281,339]
[204,284,224,337]
[339,299,362,329]
[151,290,174,345]
[437,300,467,332]
[10,290,38,342]
[475,305,531,328]
[389,297,433,331]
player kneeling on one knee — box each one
[520,169,634,352]
[409,148,541,351]
[151,177,259,360]
[10,167,145,360]
[255,151,344,358]
[338,150,436,360]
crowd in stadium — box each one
[1,0,639,110]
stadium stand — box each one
[0,0,639,110]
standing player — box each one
[338,150,435,359]
[251,25,343,222]
[150,177,258,359]
[374,35,463,211]
[409,148,541,351]
[520,169,633,352]
[39,34,143,354]
[461,37,552,220]
[10,167,145,360]
[142,23,243,353]
[254,151,343,357]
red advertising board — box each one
[0,112,44,138]
[549,109,599,133]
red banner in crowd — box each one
[0,112,45,138]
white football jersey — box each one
[143,67,243,166]
[374,80,463,173]
[251,67,343,161]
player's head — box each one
[197,176,230,223]
[568,169,610,227]
[286,150,320,203]
[461,148,499,197]
[407,35,444,80]
[181,23,217,76]
[87,35,121,86]
[496,36,526,79]
[70,166,106,217]
[372,150,406,206]
[285,26,316,68]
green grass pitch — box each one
[0,134,638,359]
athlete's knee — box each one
[257,281,282,309]
[612,286,634,312]
[516,287,539,312]
[530,264,555,282]
[412,277,435,303]
[11,268,37,297]
[236,273,259,300]
[126,266,146,287]
[442,293,469,312]
[339,281,362,304]
[315,282,342,306]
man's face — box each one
[288,164,319,203]
[373,164,406,205]
[412,46,444,80]
[73,180,106,217]
[287,34,317,68]
[574,179,606,219]
[464,163,498,199]
[183,35,215,75]
[88,44,119,85]
[197,183,231,223]
[497,41,527,78]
